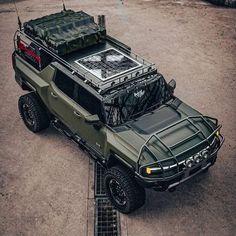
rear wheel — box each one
[18,93,50,133]
[104,166,145,214]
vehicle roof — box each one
[17,28,157,98]
[52,58,162,103]
[18,9,157,96]
[61,40,156,93]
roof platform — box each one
[15,9,156,94]
[62,39,156,92]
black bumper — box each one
[135,134,224,191]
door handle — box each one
[50,91,58,98]
[73,110,81,118]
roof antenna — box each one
[61,0,66,11]
[12,0,22,30]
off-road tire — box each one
[104,165,145,214]
[208,0,236,7]
[18,93,50,133]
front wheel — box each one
[104,166,145,214]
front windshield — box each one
[104,75,172,126]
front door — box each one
[48,68,106,156]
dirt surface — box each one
[0,0,236,235]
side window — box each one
[54,70,75,99]
[77,86,100,114]
[75,85,105,122]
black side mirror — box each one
[85,114,103,130]
[85,114,100,124]
[168,79,176,92]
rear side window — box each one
[54,70,75,99]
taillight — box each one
[17,40,41,64]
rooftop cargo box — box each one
[23,10,106,56]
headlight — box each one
[146,166,161,175]
[146,167,152,174]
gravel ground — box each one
[0,0,236,236]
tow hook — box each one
[168,187,176,192]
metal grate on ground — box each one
[94,163,120,236]
[95,198,120,236]
[95,163,106,197]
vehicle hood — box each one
[115,100,216,162]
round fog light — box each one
[185,158,194,168]
[201,149,210,159]
[194,154,201,164]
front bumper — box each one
[135,133,224,191]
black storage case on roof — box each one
[23,10,106,56]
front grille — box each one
[95,198,120,236]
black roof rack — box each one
[14,29,156,94]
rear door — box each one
[48,68,106,155]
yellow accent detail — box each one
[146,167,152,174]
[216,131,220,137]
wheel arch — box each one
[24,91,52,119]
[106,151,136,172]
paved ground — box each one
[0,0,236,236]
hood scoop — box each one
[130,106,181,134]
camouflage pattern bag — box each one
[23,10,106,55]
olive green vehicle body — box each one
[12,10,224,191]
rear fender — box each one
[15,54,55,109]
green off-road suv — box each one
[12,9,224,213]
